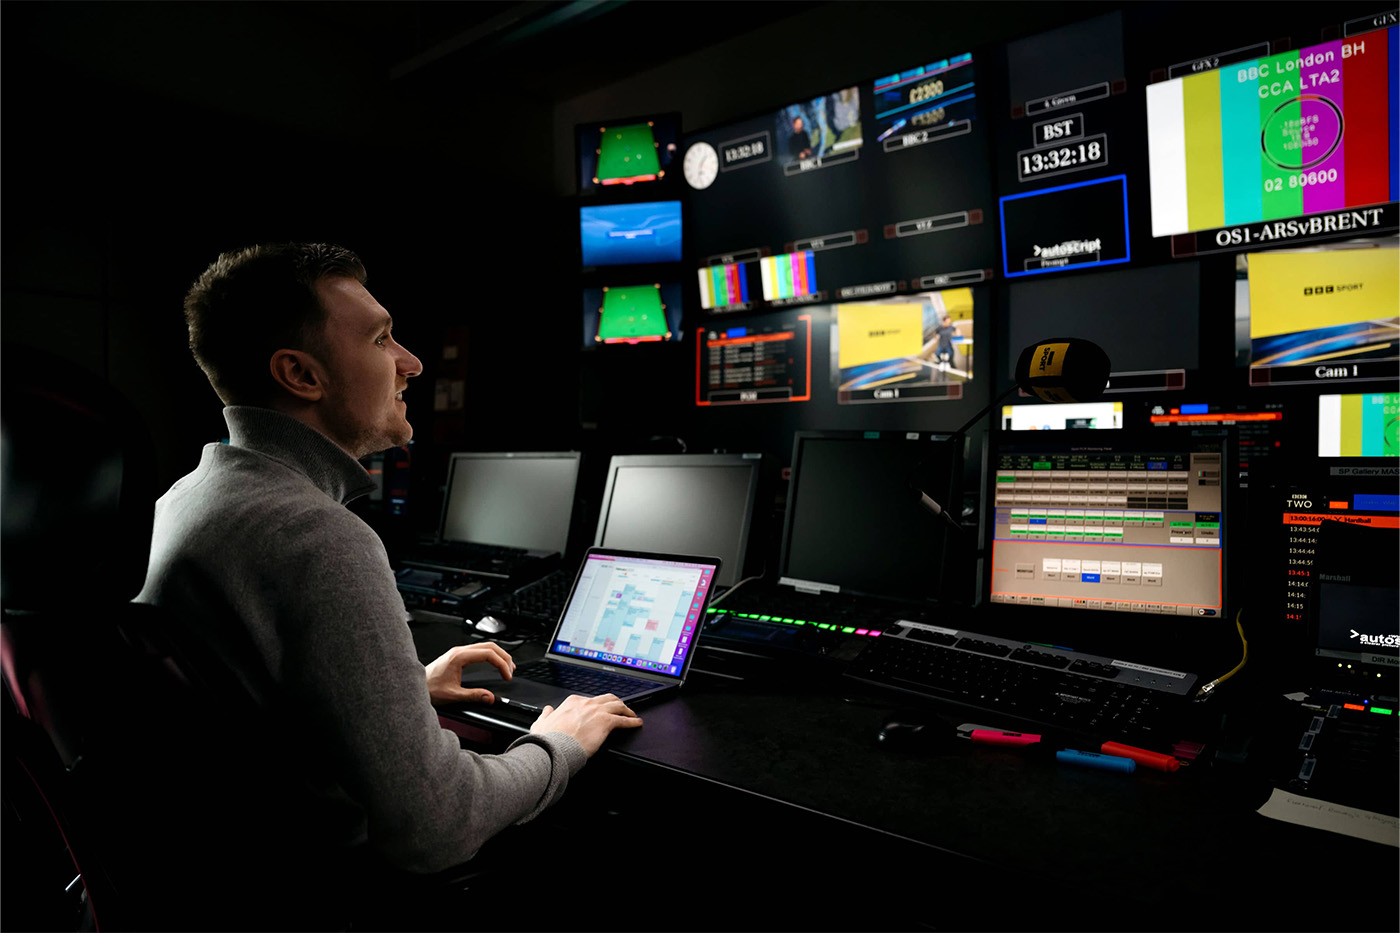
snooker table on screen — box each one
[594,123,662,185]
[597,285,670,344]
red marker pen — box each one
[1100,741,1180,772]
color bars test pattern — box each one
[1146,26,1397,237]
[698,262,749,310]
[1318,392,1400,457]
[759,251,818,301]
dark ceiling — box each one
[5,1,819,145]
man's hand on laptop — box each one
[530,694,644,757]
[425,642,516,706]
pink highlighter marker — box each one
[964,728,1044,747]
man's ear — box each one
[269,349,324,402]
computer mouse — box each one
[877,710,950,750]
[473,615,507,635]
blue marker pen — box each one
[1056,749,1136,773]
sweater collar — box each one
[222,406,378,506]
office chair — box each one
[0,348,358,931]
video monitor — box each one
[1146,25,1398,256]
[999,174,1130,276]
[696,261,754,313]
[578,115,679,193]
[695,310,813,406]
[779,431,962,604]
[579,200,683,267]
[1005,262,1200,391]
[828,286,978,404]
[996,11,1129,216]
[987,434,1227,620]
[1255,472,1399,685]
[682,58,996,314]
[582,283,683,347]
[1002,401,1123,430]
[1235,237,1399,386]
[1005,11,1126,121]
[1318,392,1399,457]
[440,451,581,554]
[593,453,762,588]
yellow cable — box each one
[1194,609,1248,701]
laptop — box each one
[403,451,581,580]
[460,547,722,709]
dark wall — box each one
[3,3,577,528]
[4,1,1393,551]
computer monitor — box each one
[592,453,761,588]
[440,452,581,555]
[779,431,962,604]
[1246,455,1399,693]
[984,430,1228,657]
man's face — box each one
[793,117,804,133]
[309,276,422,459]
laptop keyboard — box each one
[514,660,654,697]
[845,620,1199,750]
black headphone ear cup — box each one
[1016,338,1110,404]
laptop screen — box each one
[440,452,580,553]
[548,551,719,679]
[593,453,760,587]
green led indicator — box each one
[842,626,856,633]
[863,431,880,439]
[1371,707,1393,715]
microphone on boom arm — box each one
[909,337,1112,531]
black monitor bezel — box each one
[592,452,762,588]
[777,429,963,606]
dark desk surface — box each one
[411,616,1398,931]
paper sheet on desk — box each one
[1258,788,1399,847]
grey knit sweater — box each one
[136,406,586,873]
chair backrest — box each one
[1,347,356,930]
[1,347,156,611]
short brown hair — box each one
[183,243,367,405]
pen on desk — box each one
[1099,741,1181,772]
[957,726,1140,774]
[496,697,543,714]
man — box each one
[789,114,814,162]
[933,314,957,368]
[137,243,640,902]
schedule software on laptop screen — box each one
[550,553,716,677]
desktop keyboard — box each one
[845,619,1201,750]
[486,568,573,623]
[402,541,549,580]
[699,587,900,667]
[513,659,653,697]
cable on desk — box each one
[1194,608,1248,702]
[707,569,766,607]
